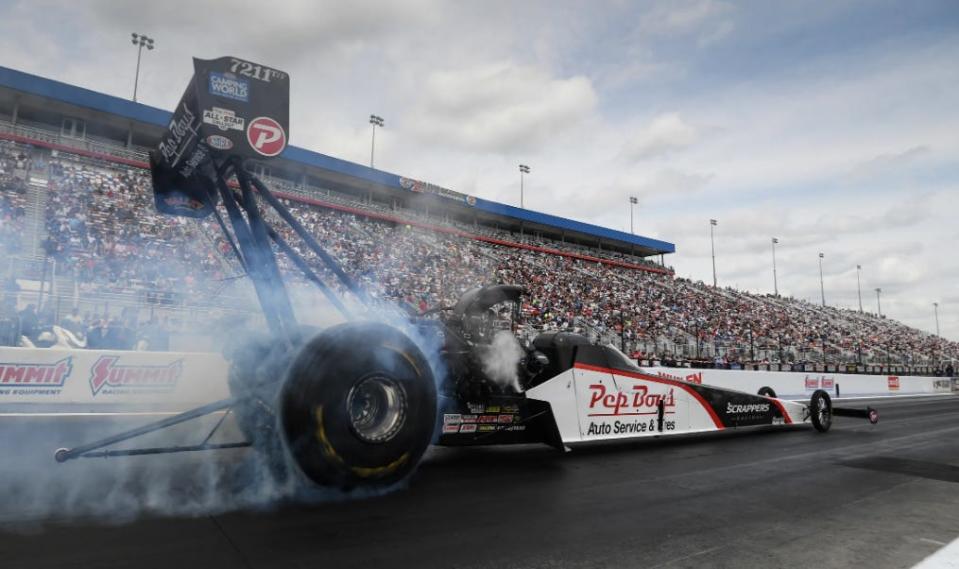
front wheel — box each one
[809,389,832,432]
[279,322,437,489]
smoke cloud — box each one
[479,330,525,392]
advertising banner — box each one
[643,367,946,397]
[0,347,230,410]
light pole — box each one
[369,114,384,169]
[629,196,638,234]
[130,33,155,102]
[771,237,779,296]
[856,264,863,313]
[933,302,940,336]
[875,288,882,316]
[818,252,825,306]
[519,164,530,208]
[709,219,717,287]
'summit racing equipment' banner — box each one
[151,56,290,218]
[0,347,229,411]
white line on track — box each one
[913,536,959,568]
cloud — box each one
[624,112,700,160]
[643,0,732,35]
[405,62,597,154]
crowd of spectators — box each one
[0,141,31,256]
[0,143,956,366]
[42,157,226,297]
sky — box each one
[0,0,957,339]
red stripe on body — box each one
[766,398,793,424]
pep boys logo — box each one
[89,356,183,396]
[588,383,675,416]
[246,117,286,157]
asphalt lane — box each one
[1,395,957,569]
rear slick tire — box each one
[809,389,832,433]
[279,322,437,490]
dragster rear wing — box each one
[150,56,290,218]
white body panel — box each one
[526,363,810,445]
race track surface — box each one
[1,395,958,569]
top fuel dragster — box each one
[54,56,879,490]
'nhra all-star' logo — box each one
[0,357,73,393]
[202,107,245,132]
[89,356,183,396]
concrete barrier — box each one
[642,366,952,399]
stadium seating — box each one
[0,137,955,369]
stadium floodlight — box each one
[856,264,863,313]
[709,219,717,287]
[629,196,638,234]
[369,114,384,169]
[130,33,155,102]
[771,238,779,297]
[818,252,825,307]
[519,164,530,208]
[933,302,940,337]
[875,287,882,316]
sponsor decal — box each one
[587,383,675,417]
[655,371,702,384]
[208,72,249,102]
[161,195,206,212]
[934,379,951,390]
[177,145,209,178]
[461,414,478,423]
[466,195,477,206]
[467,403,485,414]
[459,423,478,434]
[246,116,287,157]
[442,424,460,434]
[497,414,514,424]
[586,418,675,436]
[888,376,900,391]
[158,102,199,167]
[726,402,770,414]
[478,415,498,424]
[477,425,497,432]
[205,134,234,151]
[442,414,462,425]
[0,357,72,394]
[821,377,835,390]
[202,107,245,132]
[805,377,820,390]
[228,58,286,82]
[89,356,183,396]
[501,404,520,413]
[487,405,501,413]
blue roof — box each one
[0,64,674,254]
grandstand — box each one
[0,65,956,374]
